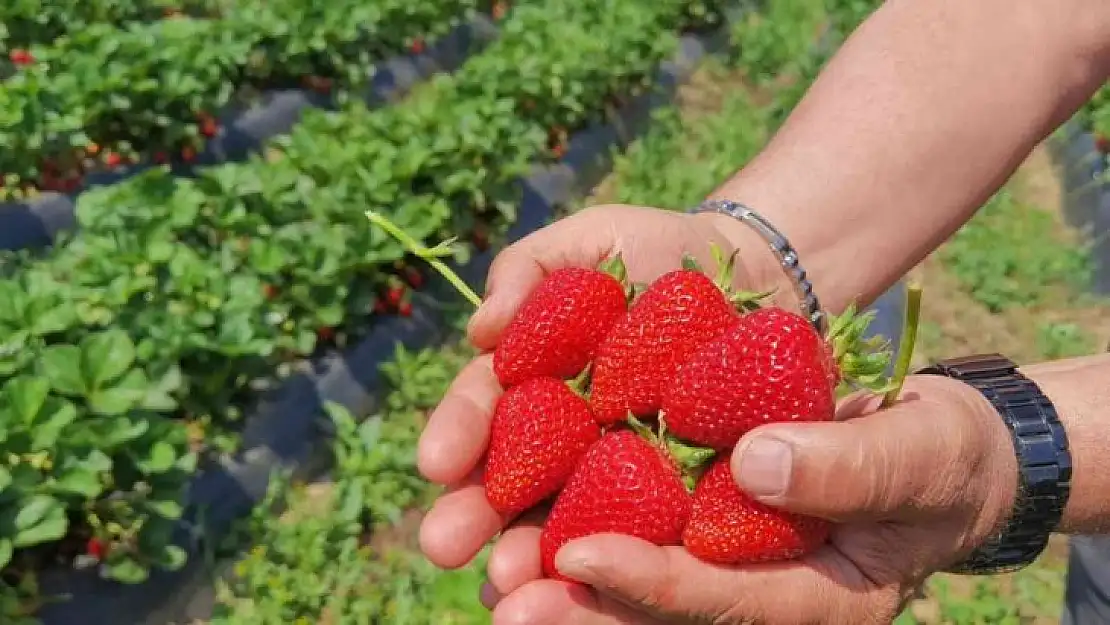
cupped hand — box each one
[415,204,747,567]
[479,374,1019,624]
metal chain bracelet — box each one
[691,199,827,335]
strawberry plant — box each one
[0,0,486,198]
[1,0,732,617]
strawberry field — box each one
[1,0,1106,623]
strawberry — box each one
[104,152,122,168]
[683,458,829,564]
[540,428,696,581]
[588,250,758,425]
[1096,133,1110,155]
[662,306,891,450]
[398,301,413,317]
[8,49,33,65]
[386,285,405,307]
[403,266,424,289]
[485,377,601,518]
[262,283,278,300]
[86,537,106,560]
[372,299,387,314]
[493,260,628,389]
[410,38,426,55]
[316,326,335,342]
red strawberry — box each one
[662,306,890,450]
[588,268,739,425]
[484,377,601,518]
[494,264,627,389]
[1096,133,1110,155]
[9,49,33,65]
[683,458,829,564]
[540,429,694,581]
[262,283,278,300]
[403,266,424,289]
[410,38,425,54]
[104,152,122,168]
[372,299,387,314]
[398,301,413,317]
[316,326,335,342]
[386,285,405,307]
[86,537,106,560]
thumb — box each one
[467,208,616,350]
[728,384,995,521]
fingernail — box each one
[733,435,793,498]
[479,582,500,610]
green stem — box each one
[880,283,923,408]
[366,210,482,309]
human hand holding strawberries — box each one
[369,204,1017,624]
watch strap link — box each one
[917,354,1072,575]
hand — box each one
[472,374,1019,624]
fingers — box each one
[488,509,545,598]
[492,579,656,625]
[468,207,618,350]
[418,354,500,485]
[729,375,1001,522]
[552,534,897,624]
[419,468,504,569]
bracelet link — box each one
[692,199,827,335]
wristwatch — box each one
[915,354,1072,575]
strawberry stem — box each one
[597,253,627,283]
[566,364,593,399]
[880,283,924,408]
[366,210,482,308]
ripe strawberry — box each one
[485,378,601,518]
[588,264,743,425]
[540,428,695,581]
[9,49,33,65]
[200,117,218,138]
[86,537,106,560]
[104,152,122,168]
[181,146,197,162]
[683,458,829,564]
[386,285,405,307]
[410,38,426,55]
[662,306,891,450]
[494,262,628,389]
[372,299,387,314]
[316,326,335,342]
[1096,133,1110,155]
[403,266,424,289]
[262,283,278,300]
[398,301,413,317]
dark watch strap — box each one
[916,354,1072,575]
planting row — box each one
[0,1,221,53]
[0,0,728,619]
[0,0,498,199]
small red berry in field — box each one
[85,142,100,156]
[262,284,278,299]
[9,49,33,65]
[398,301,413,317]
[104,152,122,168]
[472,227,490,251]
[373,300,387,314]
[1096,133,1110,154]
[86,538,105,560]
[181,146,197,162]
[200,119,218,138]
[551,144,566,159]
[153,151,169,164]
[316,326,335,341]
[493,1,508,20]
[410,38,425,54]
[403,266,424,289]
[386,286,405,307]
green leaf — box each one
[154,544,187,570]
[38,345,86,396]
[2,376,49,424]
[0,467,11,492]
[147,498,184,520]
[81,330,137,389]
[49,467,104,499]
[141,367,181,412]
[89,369,149,415]
[140,441,178,475]
[0,539,12,569]
[105,557,150,584]
[10,495,68,548]
[29,400,78,451]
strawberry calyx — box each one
[626,414,716,492]
[565,364,593,400]
[826,283,924,396]
[681,244,773,313]
[596,253,635,302]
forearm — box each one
[701,0,1110,312]
[1021,354,1110,535]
